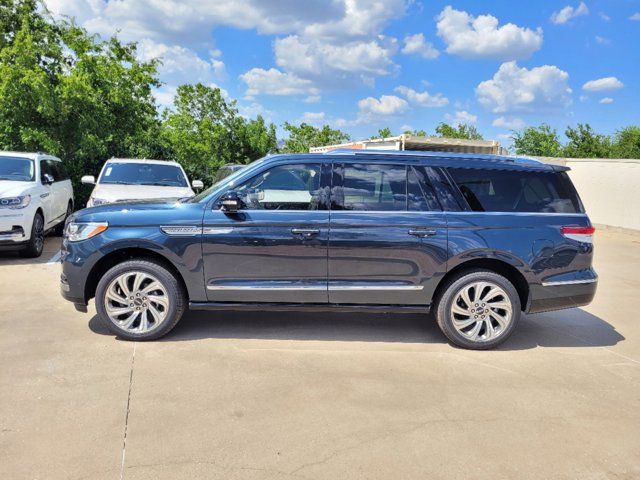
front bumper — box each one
[0,211,32,249]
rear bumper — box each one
[527,277,597,314]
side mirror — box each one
[41,173,54,185]
[192,179,204,190]
[81,175,95,185]
[219,191,242,213]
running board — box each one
[189,302,430,314]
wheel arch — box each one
[434,258,530,311]
[84,247,189,303]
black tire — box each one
[53,202,72,236]
[434,269,521,350]
[95,259,186,341]
[19,211,45,258]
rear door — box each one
[202,160,330,303]
[327,162,448,306]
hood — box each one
[90,184,194,204]
[0,180,34,198]
[73,198,206,227]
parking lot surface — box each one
[1,230,639,480]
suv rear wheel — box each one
[95,259,186,340]
[435,269,521,350]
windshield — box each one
[0,157,35,182]
[99,162,188,187]
[190,158,265,202]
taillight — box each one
[561,226,595,243]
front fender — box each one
[61,225,206,303]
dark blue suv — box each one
[60,151,597,349]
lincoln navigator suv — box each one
[60,151,597,349]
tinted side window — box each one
[447,168,583,213]
[40,160,51,182]
[334,164,407,211]
[235,163,324,211]
[408,166,441,211]
[46,160,62,182]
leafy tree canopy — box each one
[435,123,483,140]
[511,124,562,157]
[160,83,277,185]
[282,122,350,153]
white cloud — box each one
[401,33,439,59]
[45,0,347,46]
[599,12,611,22]
[137,39,225,86]
[357,95,408,122]
[304,95,322,104]
[45,0,408,97]
[631,13,640,21]
[476,61,572,113]
[436,6,543,60]
[599,97,614,104]
[445,110,477,125]
[274,35,397,77]
[238,102,274,121]
[492,116,525,129]
[595,36,611,45]
[395,85,448,107]
[299,111,326,126]
[582,77,624,92]
[551,2,589,25]
[240,68,319,97]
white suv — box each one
[82,158,202,207]
[0,151,74,257]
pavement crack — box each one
[120,342,136,480]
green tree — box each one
[0,0,161,205]
[611,126,640,159]
[511,124,562,157]
[281,122,350,153]
[563,123,612,158]
[435,122,483,140]
[160,83,277,184]
[370,127,393,139]
[403,129,427,136]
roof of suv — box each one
[0,151,60,161]
[265,150,564,172]
[105,158,182,166]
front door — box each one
[202,161,330,303]
[328,163,448,306]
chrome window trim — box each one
[541,278,598,287]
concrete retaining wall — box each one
[534,157,640,231]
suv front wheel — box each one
[95,259,186,340]
[435,269,521,350]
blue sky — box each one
[46,0,640,146]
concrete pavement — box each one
[1,231,639,479]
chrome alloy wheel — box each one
[450,281,513,342]
[104,271,170,333]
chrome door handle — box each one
[291,228,320,237]
[408,229,437,237]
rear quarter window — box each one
[447,167,584,214]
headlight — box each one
[65,222,108,242]
[0,195,31,209]
[88,197,108,207]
